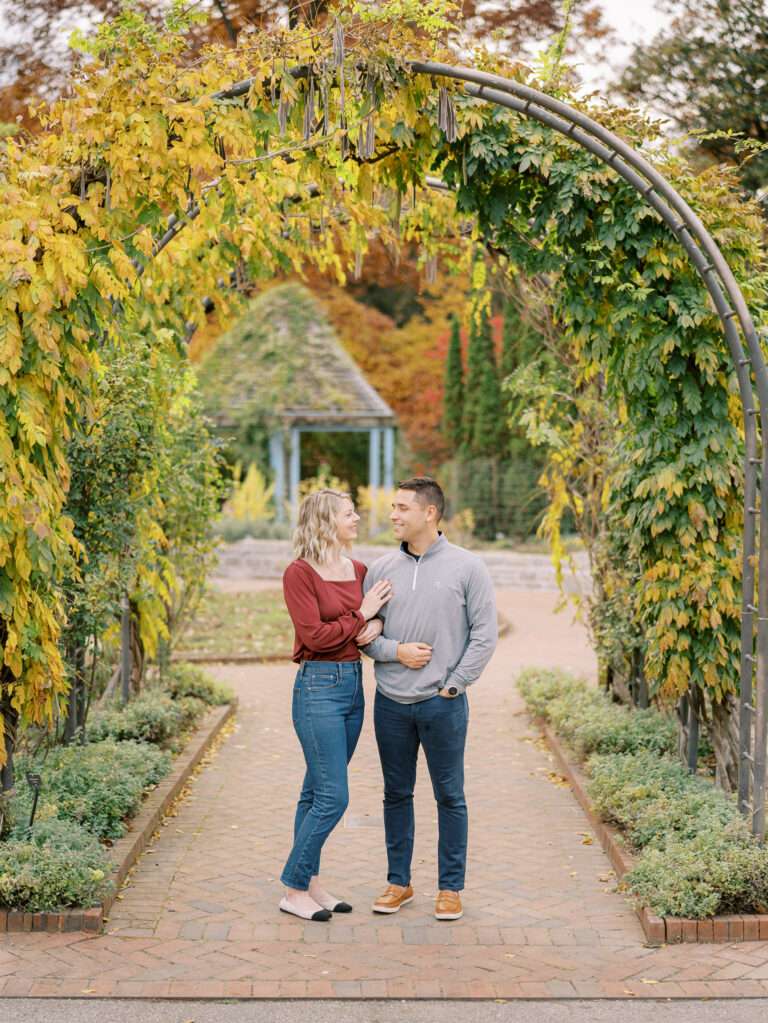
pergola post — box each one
[269,430,286,523]
[369,427,381,534]
[289,427,301,527]
[383,426,395,491]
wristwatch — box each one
[446,685,459,697]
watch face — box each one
[448,686,458,696]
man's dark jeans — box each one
[373,689,469,892]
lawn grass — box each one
[178,588,293,659]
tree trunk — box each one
[708,692,741,794]
[63,646,85,743]
[130,610,144,695]
[0,692,19,796]
[677,685,705,771]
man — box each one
[361,476,497,921]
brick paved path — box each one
[3,589,768,999]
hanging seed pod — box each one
[332,18,345,67]
[270,59,277,106]
[462,146,468,186]
[357,115,375,159]
[425,252,438,285]
[438,86,458,143]
[392,189,402,238]
[354,248,363,280]
[278,94,289,136]
[303,74,315,140]
[321,79,329,136]
[338,58,348,159]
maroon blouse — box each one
[282,558,367,663]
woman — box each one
[279,488,393,921]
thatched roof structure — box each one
[197,283,395,430]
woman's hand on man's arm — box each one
[355,618,383,645]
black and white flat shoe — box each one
[279,897,332,922]
[324,898,353,914]
[309,889,353,913]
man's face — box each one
[390,489,431,541]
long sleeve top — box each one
[361,535,497,703]
[283,558,367,663]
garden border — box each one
[537,718,768,946]
[0,700,237,934]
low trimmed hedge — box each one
[14,739,171,841]
[0,664,233,914]
[0,819,114,914]
[165,662,235,706]
[517,668,677,758]
[88,690,207,749]
[517,667,768,919]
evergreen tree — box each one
[473,358,503,455]
[443,315,465,452]
[461,304,494,455]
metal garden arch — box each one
[154,61,768,838]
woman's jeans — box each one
[374,689,469,892]
[280,660,364,890]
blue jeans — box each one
[374,689,469,892]
[281,660,364,890]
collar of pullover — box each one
[399,532,446,562]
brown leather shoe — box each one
[435,890,463,920]
[371,884,414,914]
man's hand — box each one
[356,618,383,646]
[397,642,432,669]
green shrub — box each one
[166,662,234,705]
[549,694,677,758]
[517,667,676,757]
[88,691,190,747]
[587,750,741,851]
[516,667,584,718]
[14,740,171,840]
[0,818,114,912]
[624,826,768,918]
[518,666,768,919]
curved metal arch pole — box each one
[411,63,765,832]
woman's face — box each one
[335,497,360,545]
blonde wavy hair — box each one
[293,488,353,564]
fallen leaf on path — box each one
[546,771,569,788]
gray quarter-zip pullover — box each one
[361,534,498,704]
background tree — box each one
[443,314,465,452]
[0,0,611,127]
[619,0,768,196]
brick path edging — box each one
[538,718,768,946]
[0,700,237,936]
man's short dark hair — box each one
[397,476,445,521]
